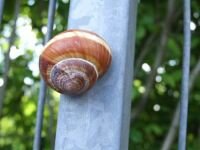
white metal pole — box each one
[55,0,138,149]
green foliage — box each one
[131,0,200,149]
[0,0,200,150]
[0,0,69,149]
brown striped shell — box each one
[39,29,112,95]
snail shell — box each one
[39,29,112,95]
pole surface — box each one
[178,0,191,149]
[55,0,138,150]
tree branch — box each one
[131,0,177,121]
[134,33,157,74]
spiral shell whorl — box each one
[39,29,112,95]
[50,58,98,94]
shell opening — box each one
[50,58,98,94]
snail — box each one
[39,29,112,95]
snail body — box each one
[39,29,112,95]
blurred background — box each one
[0,0,200,150]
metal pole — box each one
[0,0,4,27]
[55,0,138,150]
[178,0,191,149]
[33,0,56,149]
[0,0,20,116]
